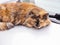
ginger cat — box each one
[0,2,50,31]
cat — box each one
[0,2,50,31]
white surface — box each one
[0,0,60,45]
[35,0,60,13]
[0,22,60,45]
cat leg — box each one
[0,22,14,31]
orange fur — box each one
[0,2,50,30]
